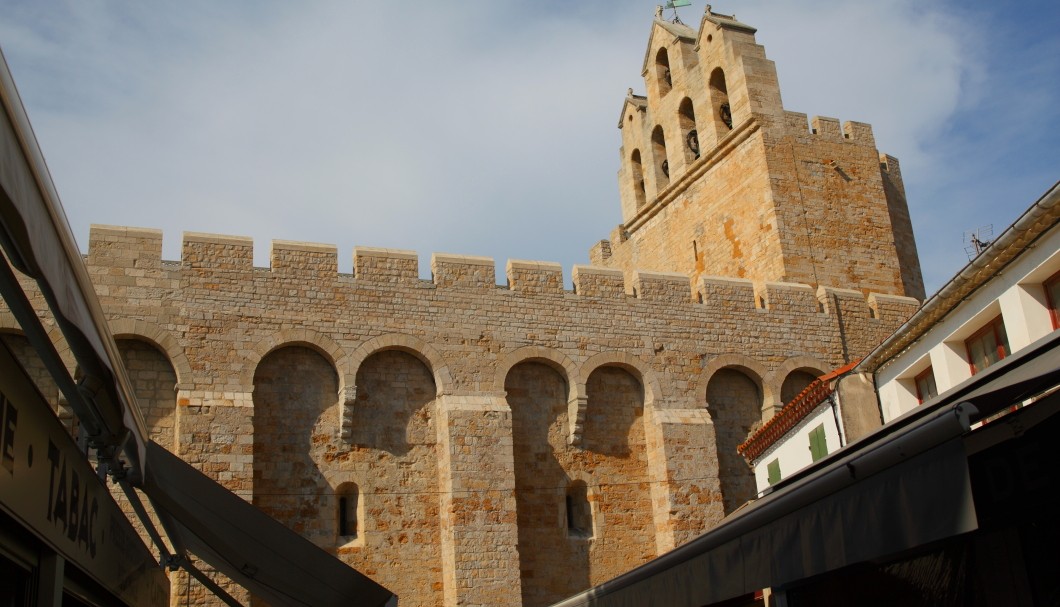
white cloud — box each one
[3,0,1054,291]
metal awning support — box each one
[0,47,147,481]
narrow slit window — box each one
[566,481,592,538]
[337,483,360,539]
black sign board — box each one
[0,343,168,605]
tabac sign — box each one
[0,343,168,605]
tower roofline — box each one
[617,90,647,128]
[698,6,757,37]
[640,17,697,76]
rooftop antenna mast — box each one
[659,0,691,24]
[963,225,994,260]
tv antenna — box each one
[658,0,691,24]
[963,225,993,260]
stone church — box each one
[2,7,925,607]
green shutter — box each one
[767,459,781,485]
[809,424,828,462]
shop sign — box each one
[0,346,168,605]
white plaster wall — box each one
[877,227,1060,422]
[751,402,842,493]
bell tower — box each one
[592,6,924,300]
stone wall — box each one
[602,11,923,300]
[0,223,919,606]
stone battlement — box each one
[782,111,877,146]
[87,225,918,320]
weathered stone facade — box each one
[0,8,925,607]
[597,11,924,302]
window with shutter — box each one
[808,424,828,462]
[767,459,781,485]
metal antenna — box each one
[963,225,994,260]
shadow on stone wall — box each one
[706,367,761,515]
[507,362,590,607]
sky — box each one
[1,0,1058,295]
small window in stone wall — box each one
[566,481,592,538]
[337,483,360,540]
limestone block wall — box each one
[2,224,918,606]
[606,118,785,288]
[604,10,922,300]
[761,112,922,297]
[601,112,921,299]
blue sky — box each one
[1,0,1057,294]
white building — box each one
[870,183,1060,422]
[741,181,1060,491]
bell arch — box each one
[709,67,732,132]
[654,46,673,96]
[631,149,647,209]
[651,125,669,192]
[678,97,699,164]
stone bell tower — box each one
[591,6,925,300]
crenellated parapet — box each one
[272,240,338,277]
[182,232,254,273]
[431,253,495,288]
[506,260,563,293]
[762,282,820,314]
[781,111,878,147]
[353,246,419,282]
[632,271,691,303]
[572,265,624,298]
[86,225,920,324]
[86,225,163,268]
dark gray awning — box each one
[142,441,396,607]
[552,331,1060,607]
[552,407,976,607]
